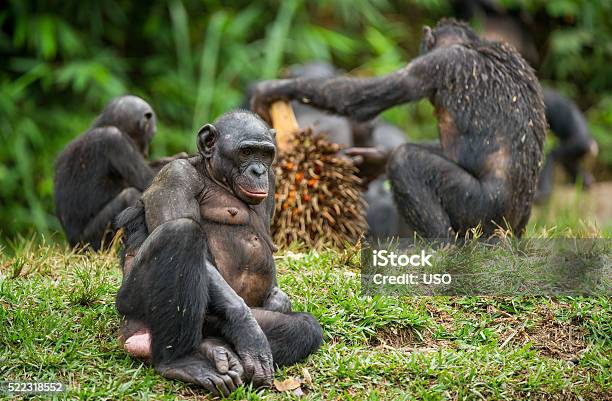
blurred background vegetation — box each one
[1,0,611,242]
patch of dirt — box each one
[372,302,589,360]
[496,305,587,361]
[369,304,458,351]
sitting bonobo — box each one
[252,19,547,238]
[54,95,186,250]
[115,110,322,396]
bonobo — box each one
[54,95,185,250]
[252,19,546,238]
[115,110,322,395]
[535,87,598,202]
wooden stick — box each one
[270,100,299,152]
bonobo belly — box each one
[202,221,274,307]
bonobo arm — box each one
[99,127,155,191]
[251,49,444,122]
[206,261,274,386]
[142,159,204,232]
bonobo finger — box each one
[214,348,229,374]
[212,376,231,396]
[228,354,244,378]
[222,372,237,393]
[203,378,221,397]
[252,360,273,387]
[228,370,243,388]
[347,147,387,161]
[262,362,273,386]
[251,367,265,387]
[350,155,364,165]
[241,354,256,379]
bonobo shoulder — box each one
[92,126,124,142]
[148,159,203,195]
[142,159,204,230]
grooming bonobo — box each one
[115,110,322,395]
[252,19,546,238]
[54,95,185,250]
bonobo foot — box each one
[236,348,274,388]
[199,338,244,380]
[157,351,242,397]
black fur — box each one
[115,110,322,392]
[251,19,546,238]
[115,201,148,269]
[54,95,156,250]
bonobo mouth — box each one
[238,186,268,202]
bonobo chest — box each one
[198,181,274,307]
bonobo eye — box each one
[144,112,153,119]
[240,148,253,157]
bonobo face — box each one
[198,111,276,205]
[95,95,157,156]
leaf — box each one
[302,367,313,386]
[274,377,302,392]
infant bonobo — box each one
[54,95,186,250]
[252,19,546,238]
[115,110,322,396]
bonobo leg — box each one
[115,218,242,395]
[536,138,597,202]
[82,187,141,250]
[251,309,323,367]
[388,143,501,238]
[203,309,323,368]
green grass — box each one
[1,238,610,400]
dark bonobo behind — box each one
[115,110,322,396]
[535,87,598,202]
[54,95,185,250]
[252,19,546,238]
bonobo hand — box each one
[233,324,274,387]
[344,146,390,187]
[250,79,294,123]
[263,286,292,313]
[199,338,244,382]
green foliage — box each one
[0,0,610,241]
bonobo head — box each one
[420,18,481,54]
[93,95,157,156]
[197,110,276,205]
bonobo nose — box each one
[248,164,266,177]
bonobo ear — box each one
[197,124,218,157]
[423,25,435,50]
[269,129,276,139]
